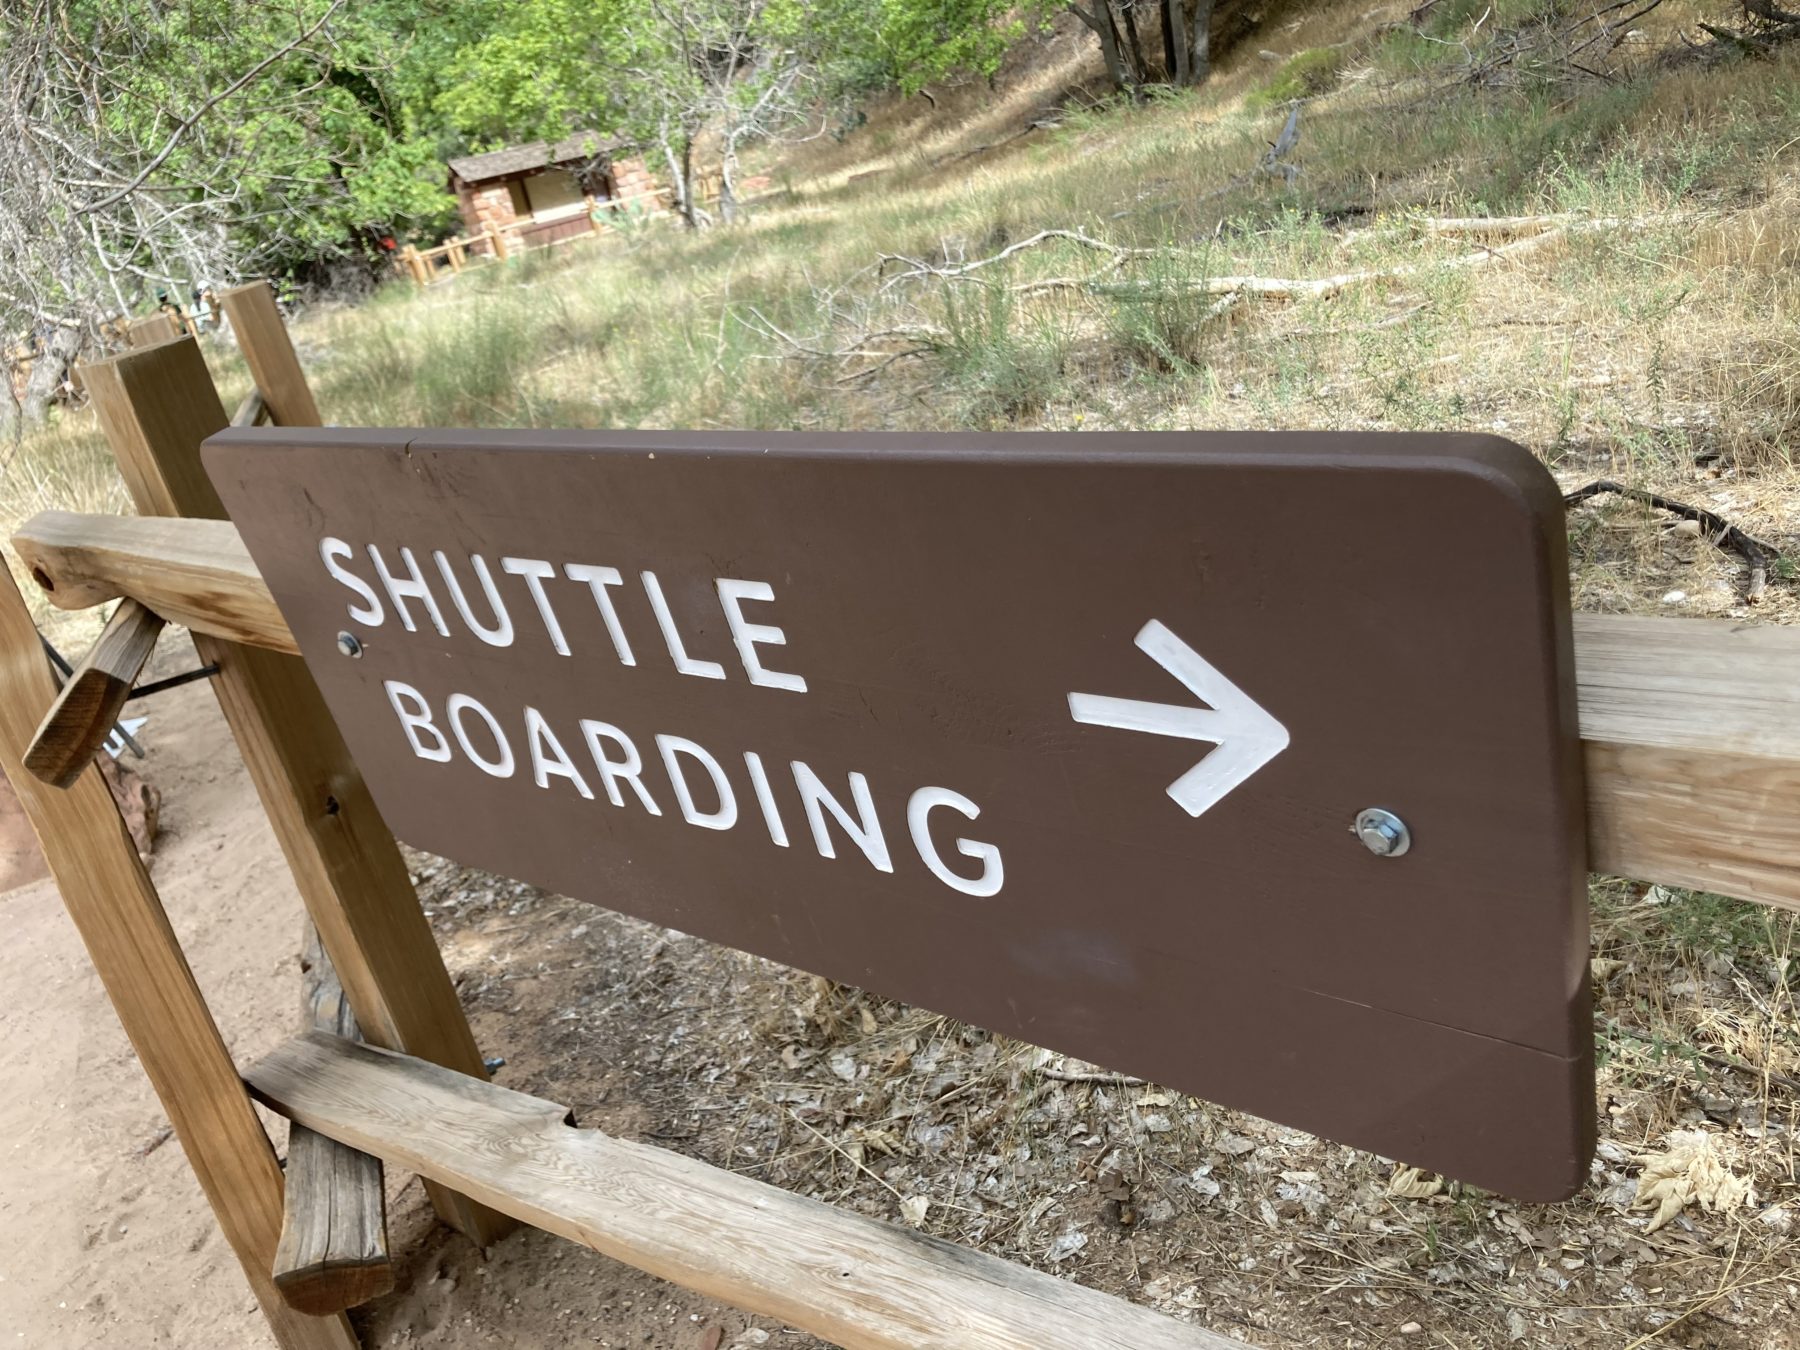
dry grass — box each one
[3,2,1799,1343]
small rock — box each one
[1401,1323,1423,1335]
[1661,590,1688,605]
[1698,1094,1735,1123]
[1046,1229,1088,1262]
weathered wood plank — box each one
[12,511,299,654]
[127,312,181,347]
[221,283,320,428]
[1585,742,1800,906]
[79,335,511,1247]
[23,598,165,787]
[249,1032,1252,1350]
[1573,614,1800,760]
[273,929,395,1315]
[12,511,1800,910]
[233,388,269,429]
[0,568,356,1350]
[1576,614,1800,903]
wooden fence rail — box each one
[400,188,675,286]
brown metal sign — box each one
[206,428,1592,1200]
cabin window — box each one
[523,168,586,221]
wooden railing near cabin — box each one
[398,188,675,286]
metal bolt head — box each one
[1354,807,1410,858]
[335,631,363,659]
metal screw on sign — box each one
[336,631,363,659]
[1355,808,1411,857]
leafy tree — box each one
[862,0,1046,98]
[434,0,629,143]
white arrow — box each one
[1067,620,1289,818]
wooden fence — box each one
[2,287,1797,1348]
[399,189,674,286]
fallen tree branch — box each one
[1563,479,1780,602]
[1745,0,1800,22]
[1084,221,1582,298]
[834,346,935,384]
[1290,302,1430,337]
[1037,1066,1148,1086]
[738,306,948,383]
[918,215,1650,305]
[878,229,1153,292]
[1418,213,1585,238]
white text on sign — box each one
[320,538,1005,898]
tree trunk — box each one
[1119,1,1150,96]
[662,133,696,229]
[1080,0,1137,94]
[20,323,82,429]
[681,136,703,228]
[718,140,740,225]
[1189,0,1214,84]
[1071,1,1130,94]
[0,381,21,445]
[1164,0,1190,83]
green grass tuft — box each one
[1245,48,1347,110]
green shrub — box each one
[1104,251,1222,374]
[935,283,1071,427]
[1245,48,1347,111]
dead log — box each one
[1420,214,1583,238]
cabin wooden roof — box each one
[447,132,627,184]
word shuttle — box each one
[207,427,1594,1200]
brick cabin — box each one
[447,132,661,250]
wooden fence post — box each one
[220,283,320,428]
[403,244,427,287]
[447,240,466,273]
[127,312,180,347]
[0,567,358,1350]
[274,929,395,1313]
[80,335,513,1248]
[487,221,509,262]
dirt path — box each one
[1,642,321,1347]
